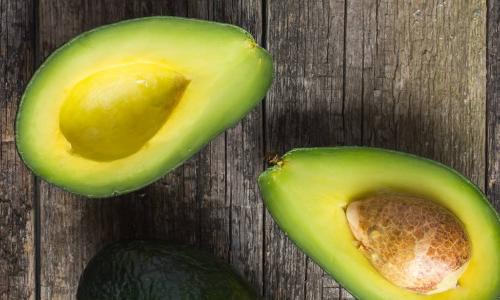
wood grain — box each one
[265,1,346,298]
[487,0,500,210]
[0,0,35,299]
[357,0,486,188]
[265,0,486,299]
[215,1,266,292]
[37,1,264,299]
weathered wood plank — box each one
[0,0,35,299]
[266,0,487,299]
[487,0,500,209]
[265,0,346,299]
[358,0,486,189]
[38,1,264,299]
[347,0,486,298]
[213,1,266,292]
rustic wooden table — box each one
[1,0,499,299]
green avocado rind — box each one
[258,147,500,300]
[76,240,259,300]
[16,16,273,197]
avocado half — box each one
[16,17,273,197]
[258,147,500,300]
[77,240,258,300]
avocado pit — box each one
[346,194,471,294]
[59,63,188,161]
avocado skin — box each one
[76,240,258,300]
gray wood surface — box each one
[0,0,35,299]
[488,0,500,210]
[0,0,497,299]
[265,1,346,298]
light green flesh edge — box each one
[16,17,273,197]
[258,147,500,300]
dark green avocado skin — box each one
[76,240,258,300]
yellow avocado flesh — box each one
[60,63,188,161]
[258,147,500,300]
[16,17,273,197]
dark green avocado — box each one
[77,240,258,300]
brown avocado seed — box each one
[346,195,471,294]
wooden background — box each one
[1,0,498,299]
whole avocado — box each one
[77,240,258,300]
